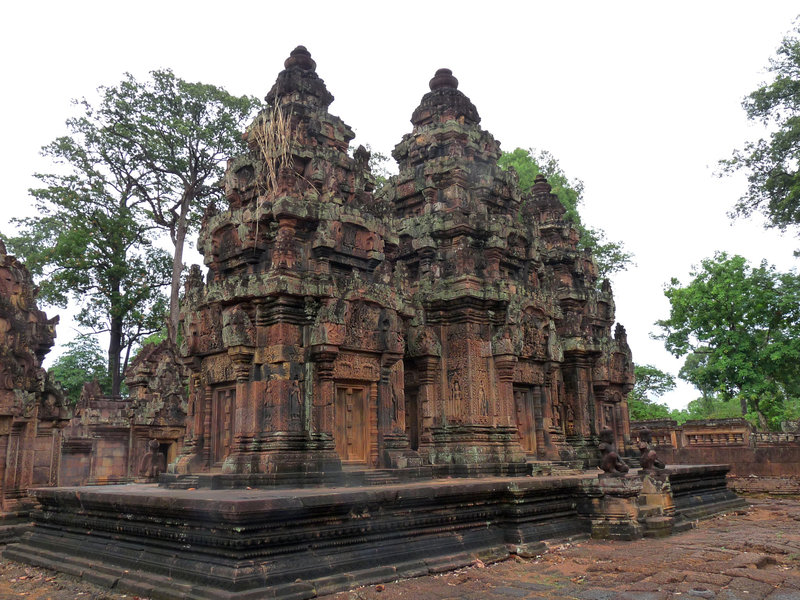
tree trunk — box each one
[109,313,123,396]
[168,195,191,342]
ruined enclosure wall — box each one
[172,48,635,477]
[631,418,800,493]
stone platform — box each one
[4,465,745,600]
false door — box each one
[334,385,368,463]
[514,386,537,454]
[212,386,235,467]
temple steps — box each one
[163,475,201,489]
[361,470,402,486]
[623,456,642,469]
[529,460,586,477]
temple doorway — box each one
[334,385,369,463]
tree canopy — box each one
[99,70,261,339]
[6,70,260,394]
[48,337,111,405]
[7,99,171,395]
[720,21,800,237]
[627,363,678,422]
[656,252,800,430]
[499,148,633,279]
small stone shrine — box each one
[0,238,68,541]
[172,47,635,479]
[59,341,186,486]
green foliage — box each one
[102,70,261,241]
[630,364,677,401]
[364,145,392,192]
[7,86,172,395]
[139,328,168,347]
[627,364,679,421]
[499,148,634,279]
[98,70,262,337]
[683,396,745,422]
[6,70,257,389]
[499,147,582,222]
[48,337,110,405]
[656,252,800,429]
[720,21,800,237]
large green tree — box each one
[499,148,633,279]
[720,21,800,236]
[99,70,261,339]
[656,252,800,429]
[7,94,171,395]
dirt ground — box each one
[1,496,799,600]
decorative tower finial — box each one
[532,173,552,195]
[429,68,458,91]
[266,46,332,108]
[284,45,316,71]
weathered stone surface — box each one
[7,497,800,600]
[0,237,69,536]
[172,47,635,480]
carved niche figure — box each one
[521,315,547,359]
[289,379,303,422]
[598,427,629,476]
[551,398,562,430]
[449,379,462,419]
[565,403,575,435]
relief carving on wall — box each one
[333,354,379,382]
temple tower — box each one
[389,69,528,472]
[388,70,634,470]
[174,47,416,474]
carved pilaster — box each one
[310,344,338,439]
[414,355,439,459]
[494,354,517,428]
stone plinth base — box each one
[669,464,747,528]
[5,465,744,599]
[585,474,643,540]
[6,477,589,600]
[638,470,675,537]
[0,509,32,545]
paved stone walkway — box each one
[322,497,800,600]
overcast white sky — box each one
[2,1,798,409]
